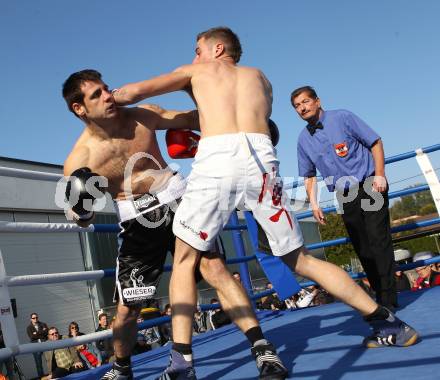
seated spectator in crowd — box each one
[68,322,102,368]
[261,282,286,310]
[284,294,299,310]
[67,321,84,338]
[76,343,102,369]
[26,312,48,378]
[95,312,114,363]
[296,287,318,308]
[0,325,15,380]
[312,286,335,306]
[135,314,162,354]
[357,277,375,299]
[208,298,232,330]
[232,271,241,283]
[411,252,440,291]
[193,306,208,334]
[395,270,411,292]
[134,317,152,354]
[44,327,84,378]
[159,304,173,345]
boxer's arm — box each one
[137,104,199,131]
[63,146,90,177]
[113,66,193,106]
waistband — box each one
[198,132,271,148]
[114,172,186,222]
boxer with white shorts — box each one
[173,133,303,256]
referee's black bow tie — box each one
[307,121,324,136]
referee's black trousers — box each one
[338,186,397,309]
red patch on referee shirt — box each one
[334,142,349,157]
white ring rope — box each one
[0,329,113,360]
[4,270,105,287]
[0,221,94,233]
[0,166,63,182]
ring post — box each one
[229,211,253,296]
[0,250,19,357]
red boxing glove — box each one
[166,129,201,159]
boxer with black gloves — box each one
[65,167,106,225]
[62,70,199,380]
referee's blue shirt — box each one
[297,110,380,192]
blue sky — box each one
[1,1,439,203]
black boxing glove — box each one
[65,167,107,220]
[268,119,280,146]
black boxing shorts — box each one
[114,204,175,306]
[256,219,273,255]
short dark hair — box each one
[290,86,318,104]
[30,313,38,318]
[62,69,103,116]
[98,313,108,320]
[197,26,242,63]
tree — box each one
[390,186,436,221]
[319,213,357,266]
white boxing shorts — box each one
[172,132,304,256]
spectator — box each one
[0,325,15,380]
[284,295,298,310]
[313,286,335,306]
[232,271,241,282]
[95,312,114,363]
[44,327,84,378]
[133,317,151,354]
[67,321,84,337]
[159,304,173,345]
[208,298,232,330]
[26,312,48,378]
[77,343,102,369]
[261,283,286,310]
[411,252,440,291]
[296,287,318,308]
[68,322,102,368]
[357,278,375,299]
[395,270,411,292]
[193,306,208,334]
[135,315,162,353]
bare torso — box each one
[189,62,272,137]
[64,107,173,200]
